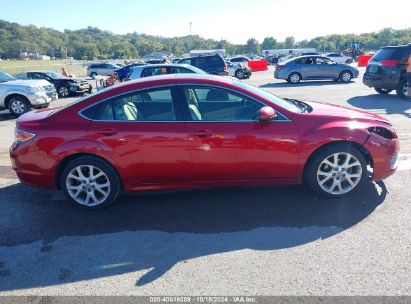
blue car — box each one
[274,55,359,84]
[115,62,147,80]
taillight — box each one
[224,66,227,71]
[276,65,285,70]
[14,128,35,142]
[381,60,398,67]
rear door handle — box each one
[192,130,212,138]
[96,128,118,136]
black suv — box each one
[363,44,411,98]
[177,54,228,76]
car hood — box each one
[305,101,389,124]
[1,79,51,87]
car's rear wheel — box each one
[235,69,245,79]
[396,79,409,99]
[90,72,97,78]
[61,156,121,209]
[288,72,301,84]
[339,71,352,82]
[8,96,31,116]
[375,88,392,95]
[58,86,70,98]
[305,144,367,197]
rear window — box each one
[372,47,410,62]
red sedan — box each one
[10,74,399,209]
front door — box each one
[178,85,300,181]
[86,86,192,190]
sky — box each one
[1,0,410,44]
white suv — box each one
[0,71,58,116]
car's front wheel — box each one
[375,88,393,95]
[58,86,70,98]
[61,156,121,209]
[8,96,31,116]
[235,69,245,79]
[339,71,352,82]
[305,144,367,197]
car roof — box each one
[113,74,233,89]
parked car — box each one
[363,44,411,99]
[229,56,250,64]
[145,59,164,64]
[15,71,92,98]
[278,54,296,64]
[0,71,57,116]
[225,60,252,79]
[87,63,121,77]
[274,56,359,84]
[265,55,279,65]
[11,74,398,209]
[127,64,206,80]
[326,53,353,64]
[177,54,228,76]
[115,62,147,81]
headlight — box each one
[26,86,42,94]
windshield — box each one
[233,80,301,113]
[45,71,65,79]
[0,71,16,82]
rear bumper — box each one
[364,134,400,181]
[10,141,57,189]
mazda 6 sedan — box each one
[10,74,399,209]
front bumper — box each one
[364,133,400,181]
[70,83,92,94]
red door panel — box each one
[88,122,192,190]
[185,121,300,181]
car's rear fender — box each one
[52,139,121,190]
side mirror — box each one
[259,106,277,122]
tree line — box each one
[0,19,410,60]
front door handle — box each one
[96,128,118,136]
[192,130,212,138]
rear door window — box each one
[372,47,411,61]
[82,87,176,121]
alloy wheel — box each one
[289,73,300,84]
[59,86,69,97]
[316,152,362,195]
[341,72,352,82]
[65,165,111,206]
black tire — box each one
[304,144,367,198]
[339,70,352,82]
[90,72,97,78]
[8,96,31,116]
[235,69,245,79]
[61,156,121,210]
[396,79,409,99]
[58,86,70,98]
[375,88,392,95]
[288,72,301,84]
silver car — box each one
[87,63,121,77]
[127,64,206,79]
[274,56,359,84]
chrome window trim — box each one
[78,83,292,123]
